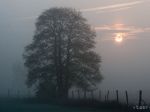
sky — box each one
[0,0,150,102]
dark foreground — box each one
[0,103,120,112]
[0,98,149,112]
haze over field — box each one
[0,0,150,102]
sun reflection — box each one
[114,33,125,43]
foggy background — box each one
[0,0,150,103]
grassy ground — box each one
[0,104,122,112]
[0,98,135,112]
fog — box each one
[0,0,150,102]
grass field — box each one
[0,104,120,112]
[0,103,122,112]
[0,98,127,112]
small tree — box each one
[23,7,102,99]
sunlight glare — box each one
[114,33,125,43]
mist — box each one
[0,0,150,103]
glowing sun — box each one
[114,33,125,43]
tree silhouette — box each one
[23,7,102,99]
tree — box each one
[23,7,102,99]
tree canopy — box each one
[23,7,103,99]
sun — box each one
[114,33,124,43]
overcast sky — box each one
[0,0,150,101]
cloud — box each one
[95,24,150,41]
[95,24,150,33]
[96,7,132,14]
[81,1,143,12]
